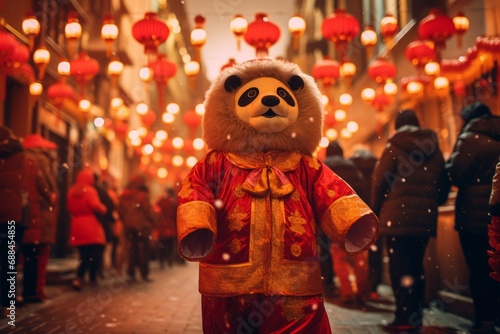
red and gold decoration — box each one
[244,13,280,58]
[321,9,360,63]
[132,12,170,63]
[101,14,119,57]
[21,12,40,52]
[230,14,248,51]
[380,13,398,49]
[70,51,99,96]
[64,11,82,59]
[190,15,206,64]
[452,12,469,48]
[151,54,177,111]
[288,14,306,50]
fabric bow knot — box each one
[241,165,295,198]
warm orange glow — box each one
[136,103,149,115]
[453,12,469,34]
[193,138,205,150]
[162,112,175,124]
[186,156,198,168]
[79,99,91,112]
[167,103,180,114]
[139,66,153,82]
[339,93,353,106]
[384,81,398,96]
[108,58,124,76]
[434,76,449,90]
[340,61,356,78]
[230,15,248,36]
[334,109,347,122]
[184,61,200,76]
[57,60,71,77]
[346,121,359,133]
[33,46,50,65]
[172,137,184,149]
[22,14,40,36]
[318,137,329,148]
[155,130,168,141]
[407,81,423,95]
[424,61,440,76]
[172,155,184,167]
[340,128,353,138]
[360,26,377,47]
[157,167,168,178]
[361,88,376,102]
[195,103,205,116]
[111,97,123,108]
[191,28,207,47]
[29,81,43,96]
[325,128,338,141]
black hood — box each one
[462,116,500,142]
[388,125,439,161]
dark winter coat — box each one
[118,179,155,233]
[446,116,500,233]
[490,161,500,216]
[0,127,32,227]
[372,125,449,237]
[22,150,53,244]
[323,155,366,200]
[349,150,378,206]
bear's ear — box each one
[224,75,242,92]
[288,75,304,91]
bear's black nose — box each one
[261,95,280,107]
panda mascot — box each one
[176,58,379,333]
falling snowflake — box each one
[370,244,378,252]
[401,178,406,183]
[389,248,394,254]
[214,199,224,209]
[226,134,231,140]
[387,221,392,227]
[311,303,318,311]
[401,275,414,287]
[222,253,231,261]
[290,132,297,138]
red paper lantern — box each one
[141,110,157,127]
[0,30,16,63]
[418,8,456,49]
[321,9,360,62]
[70,52,99,96]
[405,40,435,67]
[368,58,397,84]
[132,12,169,61]
[371,91,390,112]
[114,120,128,140]
[182,109,202,132]
[221,58,237,71]
[47,81,75,124]
[244,13,280,58]
[312,57,340,86]
[440,57,469,82]
[5,41,29,68]
[151,54,177,111]
[8,63,35,83]
[380,13,398,40]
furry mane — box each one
[202,59,324,154]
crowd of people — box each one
[0,126,182,317]
[321,103,499,334]
[0,101,499,333]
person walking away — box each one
[349,147,381,300]
[0,126,31,315]
[156,188,179,268]
[446,102,500,334]
[324,141,371,305]
[20,135,54,303]
[489,160,500,282]
[93,172,116,277]
[118,175,156,282]
[67,167,107,290]
[372,109,450,331]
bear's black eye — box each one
[277,87,295,107]
[238,88,259,107]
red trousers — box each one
[330,245,369,299]
[201,294,331,333]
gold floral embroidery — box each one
[227,205,247,231]
[178,180,193,199]
[208,152,219,164]
[288,210,306,235]
[281,297,305,321]
[291,190,300,202]
[327,189,336,197]
[306,156,320,170]
[228,239,242,254]
[234,185,245,198]
[290,243,301,257]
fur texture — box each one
[203,59,324,154]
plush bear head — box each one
[203,59,324,154]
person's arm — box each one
[371,146,396,216]
[445,134,476,187]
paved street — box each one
[0,260,475,334]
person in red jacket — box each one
[67,167,107,290]
[20,135,54,303]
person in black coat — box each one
[446,102,500,334]
[324,141,370,304]
[371,110,449,331]
[349,148,381,299]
